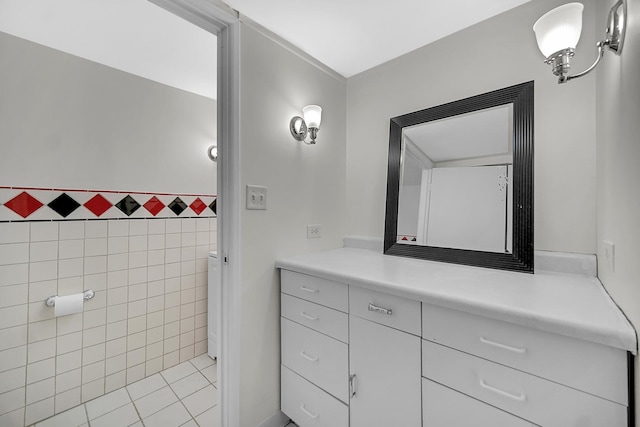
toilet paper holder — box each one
[45,290,95,307]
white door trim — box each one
[147,1,241,426]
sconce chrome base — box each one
[290,116,319,144]
[290,116,308,142]
[607,0,626,54]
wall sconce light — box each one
[290,105,322,144]
[207,144,218,162]
[533,1,626,84]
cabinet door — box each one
[423,378,538,427]
[349,315,421,427]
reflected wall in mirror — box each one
[384,82,534,272]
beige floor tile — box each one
[142,401,191,427]
[84,387,130,420]
[35,405,87,427]
[90,403,140,427]
[200,364,217,384]
[160,361,197,384]
[181,384,216,417]
[189,354,215,371]
[170,372,209,399]
[126,373,166,401]
[133,385,178,419]
[195,405,219,427]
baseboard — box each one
[534,250,597,277]
[256,410,290,427]
[343,235,383,252]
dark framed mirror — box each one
[384,81,534,273]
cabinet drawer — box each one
[422,340,628,427]
[422,304,628,404]
[281,294,348,343]
[281,270,348,312]
[281,318,349,402]
[349,286,421,335]
[423,378,538,427]
[282,366,348,427]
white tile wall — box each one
[0,217,216,426]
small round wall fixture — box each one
[208,144,218,162]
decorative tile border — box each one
[0,186,217,221]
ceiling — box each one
[225,0,533,77]
[0,0,218,99]
[0,0,532,98]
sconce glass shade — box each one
[533,2,583,58]
[303,105,322,129]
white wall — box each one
[0,32,216,195]
[595,0,640,419]
[346,0,598,254]
[237,24,347,426]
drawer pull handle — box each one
[299,351,319,363]
[300,286,319,294]
[300,404,319,419]
[349,374,357,398]
[479,379,526,402]
[480,336,527,354]
[300,312,319,321]
[368,303,392,315]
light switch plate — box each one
[246,185,267,210]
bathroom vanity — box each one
[277,248,637,427]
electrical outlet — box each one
[603,240,615,272]
[246,185,267,210]
[307,224,322,239]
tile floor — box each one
[31,354,218,427]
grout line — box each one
[124,381,144,425]
[83,402,90,427]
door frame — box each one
[148,1,241,425]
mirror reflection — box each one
[396,105,514,253]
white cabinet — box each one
[349,315,421,427]
[281,271,350,427]
[280,271,421,427]
[280,267,633,427]
[281,366,348,427]
[423,379,538,427]
[422,304,629,427]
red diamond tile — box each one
[84,194,113,217]
[4,191,44,218]
[143,196,165,216]
[189,198,207,215]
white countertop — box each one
[276,248,637,354]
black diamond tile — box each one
[168,197,188,216]
[209,198,217,216]
[115,195,141,216]
[47,193,80,218]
